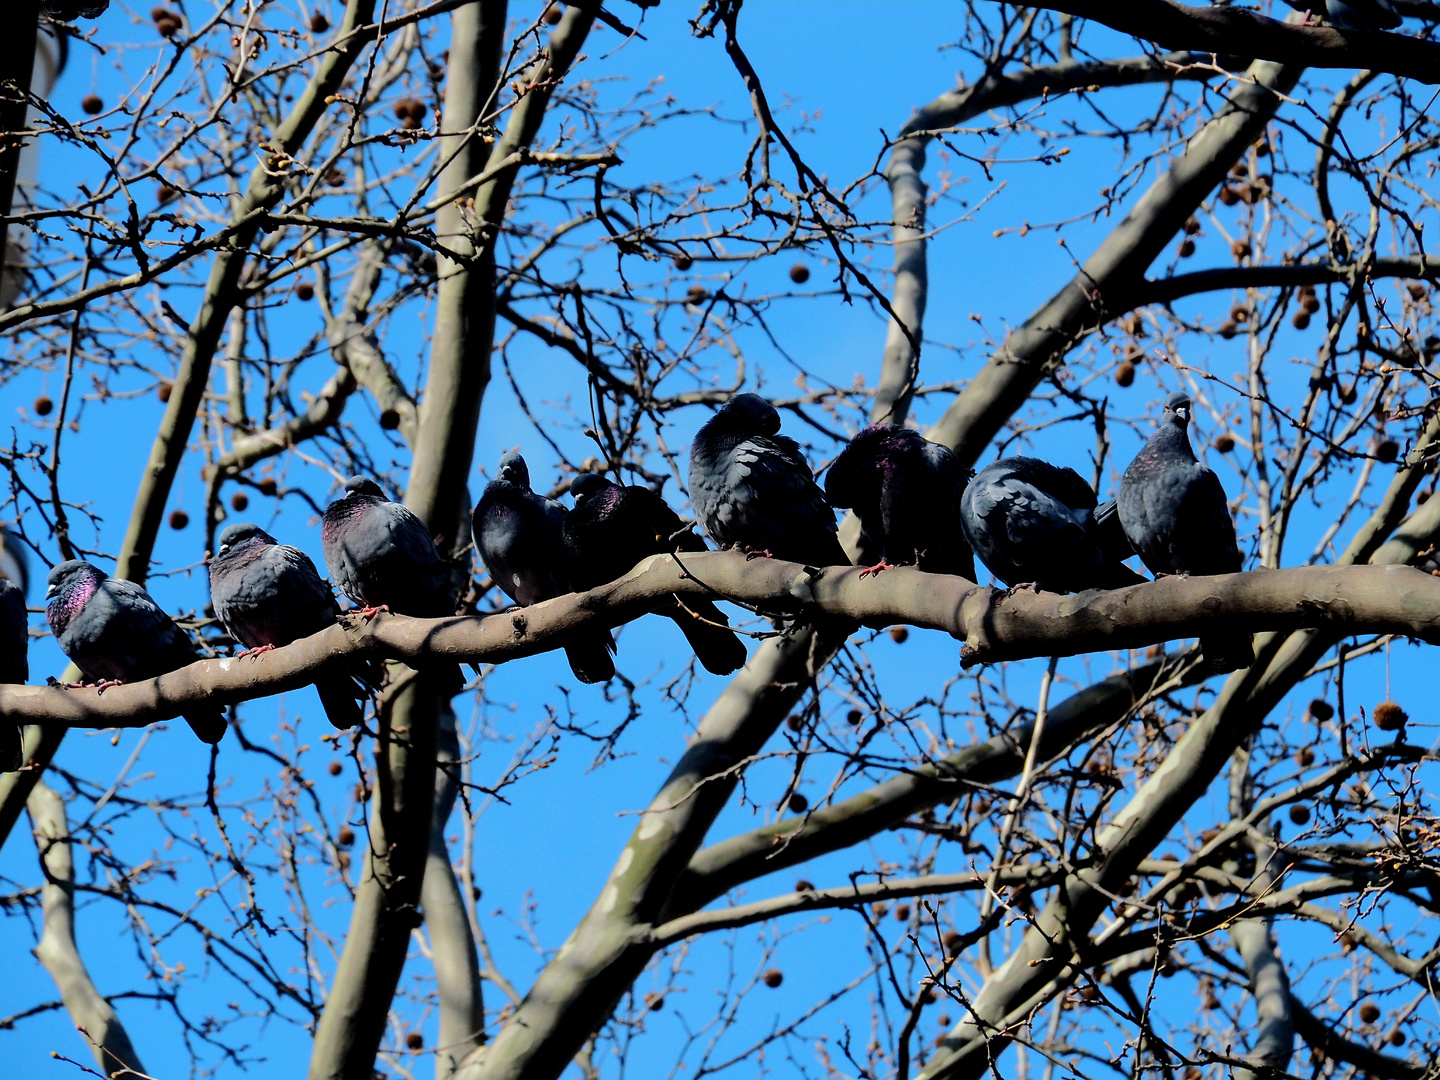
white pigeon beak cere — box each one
[1174,404,1190,422]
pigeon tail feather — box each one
[316,675,364,730]
[564,631,617,684]
[1200,632,1255,675]
[184,709,227,744]
[669,598,747,676]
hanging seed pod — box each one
[1372,701,1407,731]
[686,284,709,304]
[1308,698,1334,721]
[230,491,249,511]
[762,969,783,988]
[1376,439,1399,463]
[1296,746,1315,766]
[788,792,808,813]
[1292,310,1311,330]
[258,477,278,496]
[1218,185,1240,206]
[81,94,103,115]
[309,11,329,32]
[33,396,53,416]
[1115,360,1136,387]
[169,509,189,530]
[1219,320,1239,339]
[1359,1001,1381,1024]
[1212,432,1235,453]
[672,254,692,271]
[1184,216,1201,235]
[889,626,909,643]
[1289,804,1310,825]
[1178,238,1195,258]
[789,263,810,284]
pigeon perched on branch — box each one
[0,578,28,770]
[1117,392,1254,673]
[322,476,465,692]
[960,457,1146,593]
[321,477,458,618]
[473,452,616,684]
[689,393,847,567]
[825,423,974,579]
[45,561,226,743]
[565,473,747,676]
[210,523,378,730]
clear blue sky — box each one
[0,3,1423,1077]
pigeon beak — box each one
[1174,406,1189,423]
[44,582,57,600]
[217,543,230,555]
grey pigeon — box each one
[0,578,27,771]
[689,394,847,567]
[825,424,975,579]
[961,457,1147,593]
[473,452,616,684]
[565,473,747,676]
[321,477,458,617]
[45,561,226,743]
[1282,0,1401,29]
[1117,393,1254,673]
[210,524,379,730]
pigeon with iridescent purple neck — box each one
[45,560,226,743]
[210,523,379,730]
[825,423,974,579]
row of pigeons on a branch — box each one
[0,389,1250,767]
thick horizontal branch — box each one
[1044,0,1440,83]
[5,555,1440,728]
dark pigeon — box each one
[45,561,226,743]
[961,456,1147,593]
[1282,0,1400,29]
[473,452,616,684]
[825,424,975,579]
[210,524,378,730]
[1117,392,1254,673]
[321,476,457,617]
[689,393,848,567]
[0,578,27,771]
[321,476,464,691]
[565,474,747,676]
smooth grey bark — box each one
[426,703,485,1079]
[308,666,446,1080]
[28,780,147,1079]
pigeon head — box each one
[1162,392,1192,429]
[496,451,531,489]
[216,523,276,557]
[714,393,782,436]
[570,472,615,506]
[342,476,386,500]
[45,559,105,632]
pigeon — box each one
[960,457,1147,593]
[0,578,27,771]
[44,561,226,743]
[473,452,616,684]
[688,394,848,567]
[1282,0,1401,30]
[322,476,465,692]
[825,424,975,579]
[321,477,458,618]
[1117,392,1254,674]
[210,523,379,730]
[564,473,747,676]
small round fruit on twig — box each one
[1372,700,1407,732]
[762,968,783,988]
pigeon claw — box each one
[1000,582,1040,599]
[239,644,276,660]
[355,604,390,621]
[743,547,774,561]
[859,560,894,578]
[93,679,126,694]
